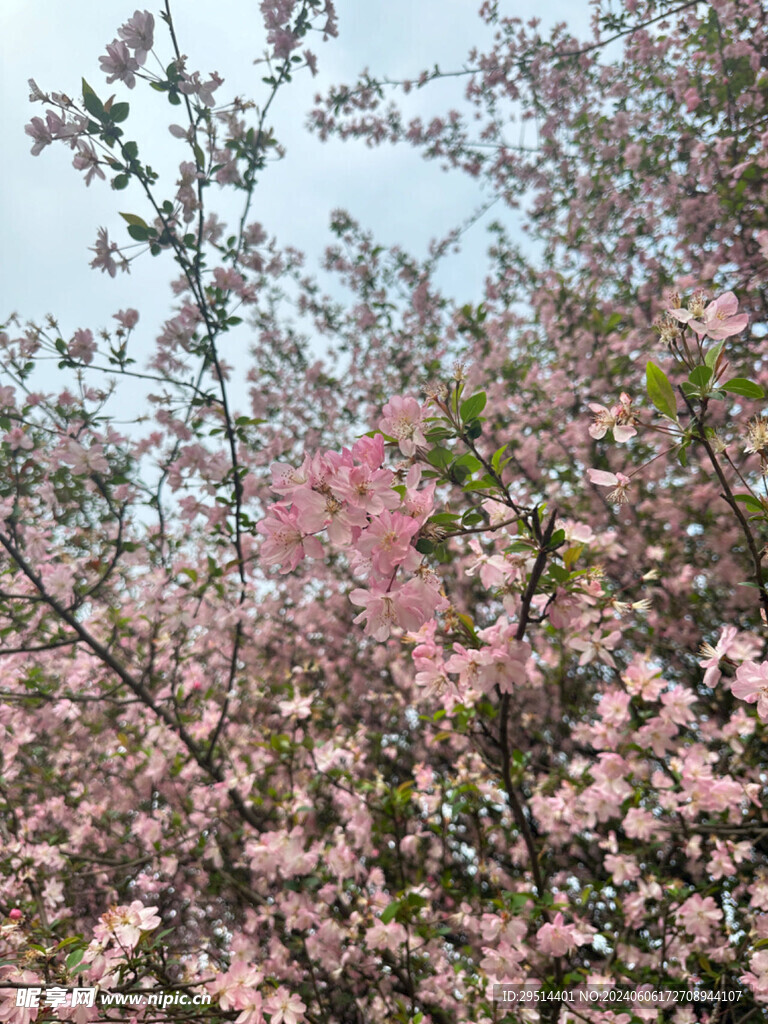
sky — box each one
[0,0,591,405]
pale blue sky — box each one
[1,1,589,394]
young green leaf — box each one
[459,392,487,422]
[722,378,764,399]
[646,361,678,419]
[688,365,712,388]
[119,212,149,229]
[704,340,725,369]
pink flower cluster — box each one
[259,427,447,640]
[100,10,155,89]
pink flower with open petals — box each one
[378,396,426,456]
[258,505,323,573]
[356,510,420,575]
[587,469,631,504]
[676,894,722,941]
[688,291,748,339]
[93,901,161,951]
[536,912,583,957]
[698,625,738,687]
[25,115,53,155]
[264,988,306,1024]
[99,40,140,89]
[118,10,155,65]
[731,661,768,721]
[350,586,424,640]
[588,392,637,443]
[670,291,748,340]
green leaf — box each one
[415,538,435,554]
[646,361,678,419]
[380,901,400,925]
[733,493,765,514]
[127,225,151,241]
[66,948,85,971]
[110,102,130,123]
[688,365,712,388]
[112,174,129,190]
[704,340,725,369]
[459,392,487,422]
[119,212,149,229]
[122,140,138,161]
[454,453,482,473]
[426,447,452,470]
[549,564,570,584]
[722,378,764,399]
[81,78,105,120]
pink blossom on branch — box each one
[355,509,421,576]
[588,392,637,443]
[667,291,749,340]
[731,661,768,721]
[350,583,427,640]
[258,505,323,573]
[99,40,141,88]
[586,468,631,504]
[536,912,586,957]
[378,395,427,456]
[117,10,155,66]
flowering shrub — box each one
[3,1,768,1022]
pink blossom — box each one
[25,115,53,155]
[93,901,161,950]
[669,291,749,340]
[378,395,426,456]
[731,660,768,720]
[235,993,264,1024]
[68,328,97,364]
[586,468,631,504]
[334,463,399,514]
[683,87,701,111]
[72,141,105,186]
[113,308,139,329]
[569,629,621,668]
[90,227,127,278]
[99,40,141,88]
[588,393,637,443]
[536,911,583,957]
[293,488,366,545]
[208,961,262,1011]
[117,10,155,65]
[356,510,420,576]
[179,71,224,108]
[270,458,310,497]
[698,625,738,687]
[264,987,306,1024]
[258,505,323,572]
[675,894,722,941]
[349,585,425,640]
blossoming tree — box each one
[2,0,768,1022]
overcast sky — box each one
[0,1,590,400]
